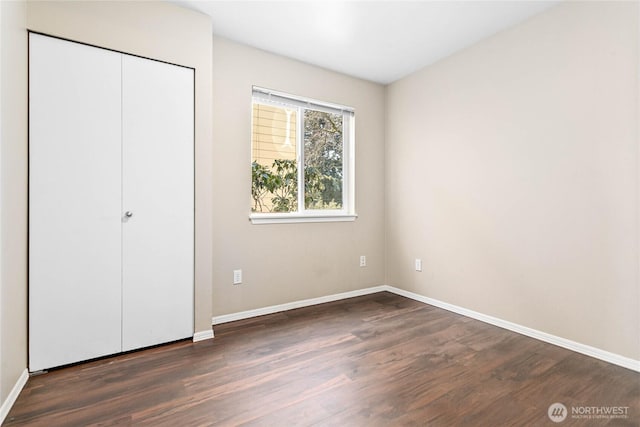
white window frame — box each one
[250,86,356,224]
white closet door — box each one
[121,55,194,351]
[29,34,123,371]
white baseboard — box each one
[384,285,640,373]
[192,329,214,342]
[209,284,639,373]
[0,368,29,424]
[212,285,387,325]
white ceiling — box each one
[176,1,560,84]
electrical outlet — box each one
[233,269,242,285]
[360,255,367,267]
[415,259,422,272]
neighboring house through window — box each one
[250,87,356,224]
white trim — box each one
[210,284,640,372]
[384,286,640,373]
[297,106,305,213]
[345,112,355,215]
[0,369,29,424]
[192,329,214,342]
[249,213,357,224]
[212,285,386,325]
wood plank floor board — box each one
[4,292,639,426]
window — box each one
[250,87,356,224]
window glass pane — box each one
[252,103,298,212]
[304,110,343,210]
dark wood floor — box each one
[5,292,639,426]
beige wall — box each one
[211,37,386,316]
[386,1,640,360]
[1,0,28,403]
[26,1,214,336]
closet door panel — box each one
[121,56,194,351]
[29,34,123,371]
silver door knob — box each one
[125,211,133,218]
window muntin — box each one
[251,87,355,223]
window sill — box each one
[249,213,358,225]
